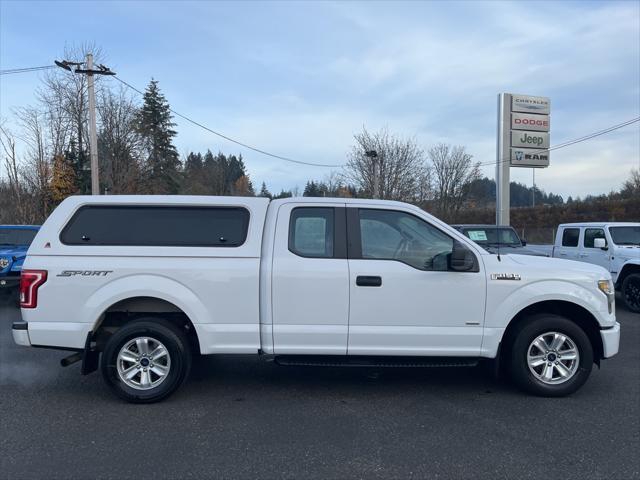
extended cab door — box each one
[579,227,610,270]
[346,207,486,356]
[271,203,349,354]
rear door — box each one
[555,227,581,260]
[579,227,610,270]
[271,203,349,354]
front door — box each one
[346,207,486,356]
[579,228,610,270]
[271,203,349,354]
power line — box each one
[113,76,342,168]
[476,116,640,168]
[0,65,56,75]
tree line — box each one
[1,46,637,226]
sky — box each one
[1,0,639,199]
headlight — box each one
[598,279,613,295]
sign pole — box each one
[496,93,511,226]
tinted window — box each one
[289,208,334,258]
[0,228,38,246]
[584,228,607,248]
[562,228,580,247]
[609,226,640,246]
[359,209,461,271]
[60,206,249,247]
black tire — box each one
[509,314,593,397]
[100,318,192,403]
[621,273,640,313]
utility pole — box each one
[365,150,379,199]
[55,56,115,195]
[532,168,536,208]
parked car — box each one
[13,196,619,402]
[451,224,549,256]
[552,222,640,313]
[0,225,40,294]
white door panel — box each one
[580,228,610,270]
[348,259,485,355]
[271,203,349,354]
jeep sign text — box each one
[511,131,550,149]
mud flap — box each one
[81,331,99,375]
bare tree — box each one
[343,127,428,201]
[428,143,481,221]
[98,86,142,193]
[15,107,53,220]
[0,124,29,222]
[620,168,640,199]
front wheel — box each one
[101,318,192,403]
[509,314,593,397]
[621,273,640,313]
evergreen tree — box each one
[258,182,272,199]
[135,79,181,194]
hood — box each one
[0,245,29,257]
[482,245,549,257]
[507,253,611,278]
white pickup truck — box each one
[552,222,640,313]
[13,196,620,402]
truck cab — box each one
[553,222,640,312]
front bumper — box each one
[601,322,621,358]
[12,321,31,346]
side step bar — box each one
[274,355,479,368]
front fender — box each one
[486,280,610,330]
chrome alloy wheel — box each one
[527,332,580,385]
[116,337,171,390]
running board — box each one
[274,355,479,368]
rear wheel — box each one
[509,314,593,397]
[101,318,191,403]
[621,273,640,313]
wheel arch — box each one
[501,300,604,363]
[617,262,640,288]
[85,275,208,354]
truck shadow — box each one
[186,354,512,398]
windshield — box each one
[609,226,640,246]
[463,227,521,246]
[0,228,38,246]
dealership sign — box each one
[511,112,549,132]
[496,93,551,224]
[510,149,549,168]
[511,130,550,149]
[511,94,550,115]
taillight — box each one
[20,270,47,309]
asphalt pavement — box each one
[1,293,638,480]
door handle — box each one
[559,252,567,256]
[356,275,382,287]
[579,253,588,257]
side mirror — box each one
[450,241,478,272]
[594,238,607,250]
[521,239,527,246]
